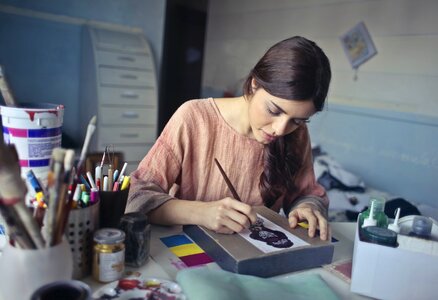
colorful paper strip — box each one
[160,234,214,267]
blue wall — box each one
[0,0,165,146]
[308,103,438,209]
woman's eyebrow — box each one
[270,101,309,119]
[270,101,287,114]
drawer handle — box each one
[120,74,138,80]
[122,111,139,119]
[117,56,135,62]
[120,133,139,138]
[121,92,139,99]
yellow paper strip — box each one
[169,243,204,257]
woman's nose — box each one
[273,119,299,136]
[272,119,290,136]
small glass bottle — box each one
[359,197,389,229]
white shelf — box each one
[80,25,158,172]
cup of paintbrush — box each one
[0,140,45,249]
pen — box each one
[80,174,91,191]
[103,176,108,191]
[95,166,102,190]
[26,170,43,193]
[121,175,130,190]
[117,162,128,183]
[112,181,120,191]
[86,171,97,190]
[107,165,113,192]
[113,169,119,183]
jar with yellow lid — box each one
[92,228,125,283]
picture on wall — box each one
[340,21,377,69]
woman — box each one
[126,36,331,240]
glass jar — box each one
[119,212,151,267]
[92,228,125,283]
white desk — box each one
[83,222,374,300]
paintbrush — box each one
[53,149,75,245]
[0,65,17,107]
[76,115,97,174]
[46,148,66,246]
[0,142,45,248]
[214,158,253,227]
[214,158,242,201]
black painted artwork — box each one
[249,218,293,248]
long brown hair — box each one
[243,36,331,208]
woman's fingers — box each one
[288,205,329,240]
[314,210,328,240]
[207,198,256,233]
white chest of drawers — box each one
[80,25,158,174]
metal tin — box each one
[92,228,125,283]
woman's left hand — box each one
[288,203,329,240]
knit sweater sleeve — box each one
[125,101,192,215]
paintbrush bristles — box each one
[0,144,27,199]
[89,115,97,125]
[51,147,66,163]
[0,65,17,107]
[64,149,75,171]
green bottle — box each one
[359,197,389,228]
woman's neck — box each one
[214,96,252,137]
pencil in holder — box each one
[66,201,99,279]
[99,188,129,228]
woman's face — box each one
[247,87,316,144]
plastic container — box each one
[409,216,433,239]
[361,226,397,247]
[358,197,388,229]
[0,103,64,201]
[0,239,73,300]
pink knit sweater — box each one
[125,98,328,215]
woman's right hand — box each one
[199,198,257,234]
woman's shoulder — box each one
[177,98,214,114]
[172,98,218,125]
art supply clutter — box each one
[351,196,438,299]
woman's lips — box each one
[261,130,276,143]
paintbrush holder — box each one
[66,201,99,279]
[0,239,73,300]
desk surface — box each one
[83,222,374,300]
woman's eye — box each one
[292,119,310,125]
[267,107,281,116]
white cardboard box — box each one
[350,217,438,300]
